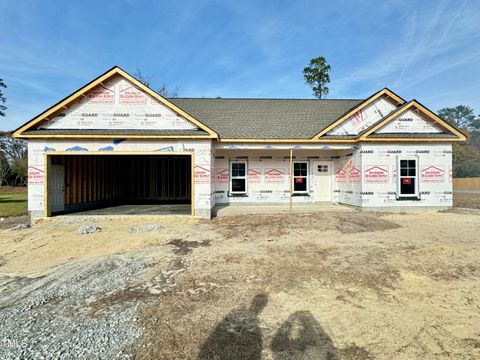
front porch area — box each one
[212,142,360,208]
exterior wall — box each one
[359,143,453,208]
[213,148,349,204]
[27,139,454,218]
[212,143,453,209]
[27,139,213,219]
[332,149,362,206]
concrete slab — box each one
[213,202,354,217]
[61,204,191,216]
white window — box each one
[293,161,308,194]
[397,158,419,198]
[230,161,247,194]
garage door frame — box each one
[44,151,195,217]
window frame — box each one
[292,161,309,194]
[229,160,248,195]
[396,156,419,199]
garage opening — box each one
[46,154,192,216]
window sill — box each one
[228,193,248,197]
[292,193,310,197]
[396,196,420,201]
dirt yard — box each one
[0,209,479,359]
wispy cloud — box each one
[422,0,469,72]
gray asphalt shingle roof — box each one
[168,98,363,139]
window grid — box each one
[398,158,418,197]
[230,161,247,194]
[293,162,308,193]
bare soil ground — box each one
[0,209,479,359]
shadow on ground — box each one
[197,293,268,360]
[196,294,359,360]
[271,310,338,359]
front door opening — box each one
[314,161,332,201]
[47,154,192,216]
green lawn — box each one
[0,192,28,217]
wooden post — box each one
[289,148,293,210]
[44,154,51,217]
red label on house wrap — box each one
[248,168,261,183]
[88,85,114,104]
[335,167,346,182]
[215,169,229,183]
[364,165,388,183]
[421,165,444,183]
[264,168,285,183]
[348,166,361,182]
[28,166,45,185]
[119,85,146,104]
[194,165,210,183]
[295,178,303,183]
[402,178,411,184]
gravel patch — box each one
[10,224,30,231]
[127,224,165,233]
[60,216,99,225]
[0,254,153,359]
[77,224,102,235]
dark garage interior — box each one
[48,154,192,215]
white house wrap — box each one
[13,67,465,219]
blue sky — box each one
[0,0,478,131]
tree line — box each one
[0,80,27,186]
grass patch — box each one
[0,192,28,217]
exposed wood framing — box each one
[44,151,194,217]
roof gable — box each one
[326,95,399,136]
[13,66,218,138]
[38,75,197,131]
[314,88,405,139]
[359,100,466,141]
[375,108,442,134]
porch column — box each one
[289,148,293,210]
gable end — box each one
[13,66,218,139]
[359,100,467,142]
